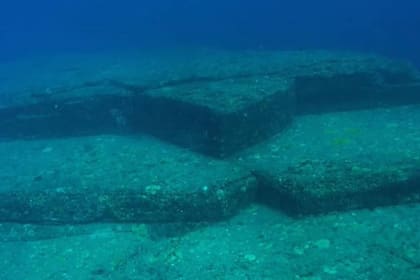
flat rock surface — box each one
[235,105,420,214]
[0,203,419,279]
[143,75,293,113]
[0,49,418,108]
[0,135,256,224]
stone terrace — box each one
[1,50,419,157]
[0,49,419,222]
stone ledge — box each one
[0,135,257,224]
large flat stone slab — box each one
[235,105,420,215]
[0,50,419,157]
[0,135,257,224]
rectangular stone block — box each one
[0,135,257,224]
[131,76,295,157]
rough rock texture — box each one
[0,135,256,224]
[0,50,419,157]
[1,204,420,279]
[235,105,420,214]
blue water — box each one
[1,0,419,65]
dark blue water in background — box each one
[1,0,419,64]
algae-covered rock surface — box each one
[0,135,256,224]
[0,49,420,279]
[235,105,420,214]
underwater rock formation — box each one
[0,50,419,157]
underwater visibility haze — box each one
[0,1,420,279]
[1,0,420,63]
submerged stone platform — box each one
[235,105,420,215]
[0,135,256,224]
[0,50,419,157]
[0,49,419,223]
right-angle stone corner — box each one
[235,105,420,215]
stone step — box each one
[235,105,420,215]
[0,135,256,224]
[0,50,419,157]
